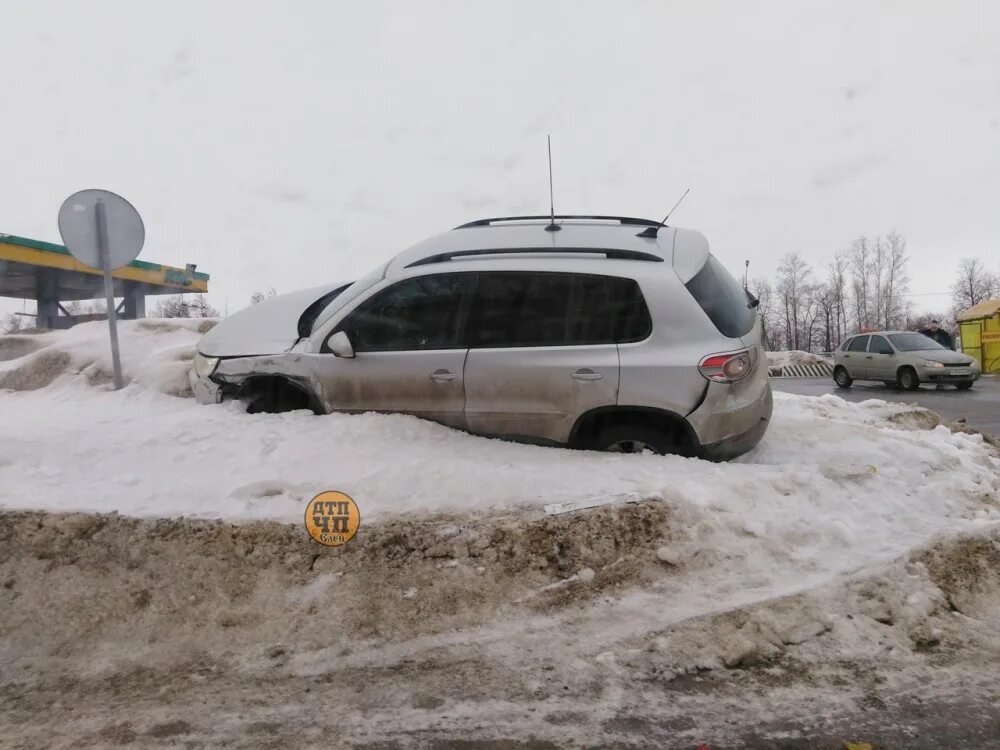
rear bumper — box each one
[699,413,770,461]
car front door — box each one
[313,272,472,429]
[463,271,639,445]
[866,335,896,382]
[843,334,871,379]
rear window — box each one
[467,272,651,348]
[684,255,755,338]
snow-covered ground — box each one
[3,322,1000,745]
[2,321,998,575]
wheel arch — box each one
[236,374,325,414]
[568,405,698,451]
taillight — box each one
[699,349,753,383]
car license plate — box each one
[949,368,967,376]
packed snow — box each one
[2,321,998,583]
[766,349,833,368]
[3,320,1000,745]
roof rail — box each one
[405,246,664,268]
[454,215,660,229]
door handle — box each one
[429,369,457,381]
[865,355,873,359]
[572,369,603,381]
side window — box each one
[570,275,651,344]
[466,272,651,348]
[467,272,573,348]
[847,335,870,352]
[336,274,469,352]
[870,335,893,354]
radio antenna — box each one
[637,187,690,238]
[545,135,560,232]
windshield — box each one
[888,333,947,352]
[311,263,388,331]
[297,283,351,338]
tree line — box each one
[750,234,999,353]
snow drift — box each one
[766,349,834,368]
[2,321,1000,745]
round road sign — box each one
[57,189,145,271]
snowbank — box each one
[3,322,1000,744]
[0,318,212,395]
[2,321,998,604]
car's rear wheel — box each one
[956,381,973,391]
[899,367,920,391]
[593,424,685,456]
[834,366,853,388]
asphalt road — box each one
[772,374,1000,436]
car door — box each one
[866,335,896,381]
[462,271,627,445]
[313,272,472,429]
[843,334,871,379]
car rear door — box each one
[462,272,638,445]
[314,272,472,429]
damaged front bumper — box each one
[189,368,223,404]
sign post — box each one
[58,189,145,391]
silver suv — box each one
[833,330,980,390]
[191,216,772,460]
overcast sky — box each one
[2,1,998,318]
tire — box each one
[833,366,853,388]
[592,423,689,457]
[899,367,920,391]
[956,382,973,391]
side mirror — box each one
[328,330,355,358]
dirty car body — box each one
[191,216,772,460]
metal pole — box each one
[96,200,124,390]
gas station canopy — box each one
[0,232,209,328]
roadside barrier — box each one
[768,363,834,378]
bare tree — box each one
[749,277,778,350]
[950,258,999,319]
[250,287,278,305]
[2,313,25,334]
[848,237,872,331]
[826,251,849,344]
[881,231,910,329]
[154,295,218,318]
[776,252,813,350]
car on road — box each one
[191,215,772,459]
[832,331,981,390]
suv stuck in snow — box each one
[190,216,772,459]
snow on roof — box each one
[957,298,1000,322]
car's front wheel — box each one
[956,381,973,391]
[898,367,920,391]
[834,366,853,388]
